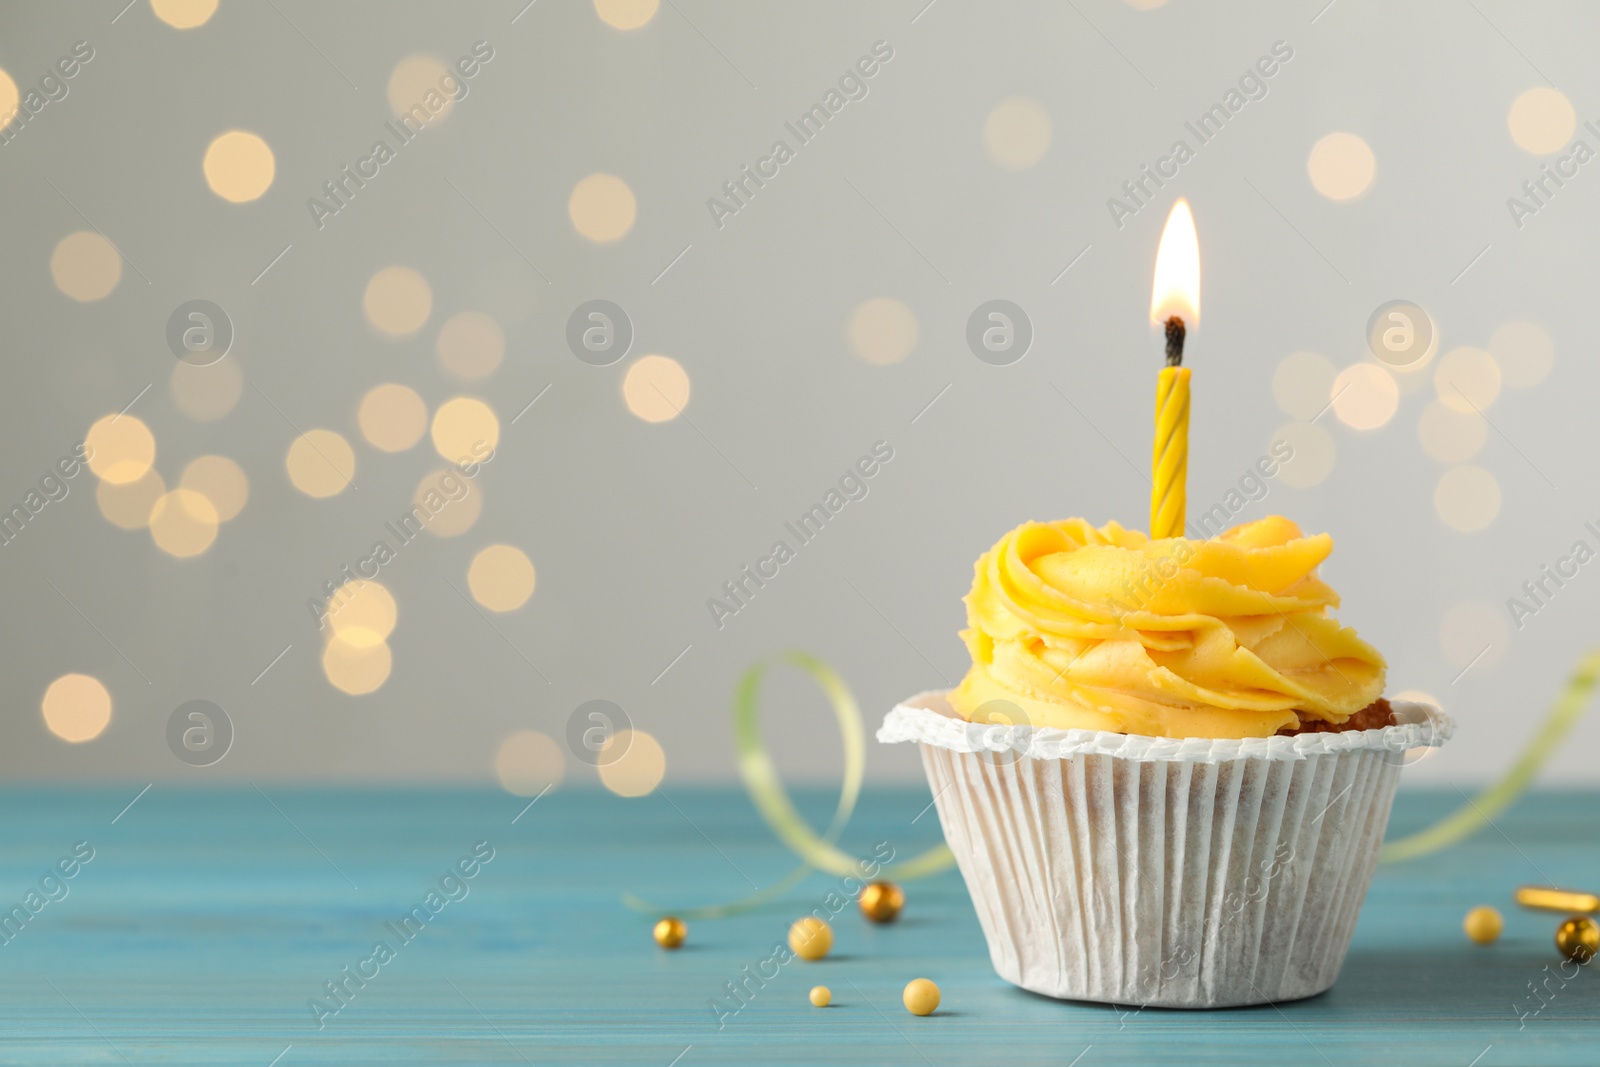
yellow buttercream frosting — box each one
[949,516,1386,739]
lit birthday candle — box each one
[1149,199,1200,540]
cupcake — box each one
[878,515,1451,1007]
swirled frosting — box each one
[949,516,1386,739]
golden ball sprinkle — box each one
[1464,905,1503,945]
[1555,915,1599,963]
[809,985,831,1007]
[653,916,687,949]
[859,881,905,924]
[903,977,940,1016]
[788,916,833,961]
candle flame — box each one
[1150,199,1200,327]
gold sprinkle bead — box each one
[1516,886,1600,914]
[903,978,940,1016]
[653,916,686,949]
[1555,916,1599,963]
[788,916,832,961]
[809,985,831,1007]
[859,881,905,924]
[1464,906,1503,945]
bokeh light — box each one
[363,265,433,338]
[494,730,566,796]
[1434,465,1500,532]
[51,231,122,302]
[1488,320,1554,388]
[1440,600,1508,672]
[983,97,1052,170]
[149,488,219,557]
[1271,421,1336,489]
[97,468,165,530]
[413,468,482,537]
[568,173,636,243]
[1418,400,1487,463]
[0,68,17,127]
[1271,351,1336,420]
[1330,363,1399,430]
[1435,347,1502,413]
[436,311,506,380]
[598,729,666,796]
[847,298,918,366]
[1307,132,1376,201]
[179,455,248,522]
[322,634,392,695]
[41,673,112,743]
[622,355,690,422]
[387,55,456,124]
[431,396,500,463]
[286,430,356,498]
[468,545,536,612]
[150,0,218,29]
[327,580,397,646]
[594,0,659,29]
[170,358,243,421]
[203,130,275,203]
[85,414,155,485]
[358,383,428,452]
[1507,87,1575,155]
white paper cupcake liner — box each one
[878,692,1453,1008]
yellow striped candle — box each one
[1148,199,1199,540]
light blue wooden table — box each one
[0,786,1592,1065]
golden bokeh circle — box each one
[203,130,276,203]
[594,0,659,29]
[1418,400,1487,463]
[413,468,482,537]
[51,231,122,302]
[569,173,636,243]
[363,265,433,338]
[436,311,506,379]
[286,429,356,498]
[322,634,392,695]
[1488,320,1554,389]
[358,383,428,452]
[598,728,666,796]
[327,580,397,646]
[150,0,218,29]
[431,396,500,463]
[42,673,112,743]
[97,468,166,530]
[0,68,17,127]
[493,730,566,796]
[85,414,156,485]
[170,357,243,421]
[387,55,456,124]
[1270,421,1336,489]
[983,97,1052,170]
[1435,347,1502,413]
[180,455,248,522]
[468,544,536,612]
[1307,132,1376,201]
[1330,363,1399,431]
[149,488,220,557]
[1435,465,1501,533]
[848,298,919,366]
[1507,87,1575,155]
[622,355,690,423]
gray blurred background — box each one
[2,0,1596,788]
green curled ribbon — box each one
[624,652,952,919]
[628,647,1600,916]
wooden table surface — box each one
[0,785,1592,1066]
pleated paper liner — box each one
[878,693,1453,1008]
